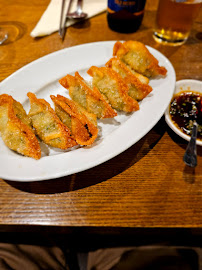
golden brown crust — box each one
[59,72,117,119]
[27,92,77,149]
[106,57,149,85]
[113,40,167,78]
[87,66,139,112]
[0,94,41,159]
[106,58,153,100]
[113,41,123,56]
[51,95,98,146]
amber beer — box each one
[153,0,201,45]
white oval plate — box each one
[165,79,202,146]
[0,41,176,181]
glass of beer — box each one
[153,0,201,46]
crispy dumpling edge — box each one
[27,92,77,150]
[59,72,117,119]
[106,58,153,100]
[51,94,98,146]
[0,94,41,160]
[113,40,167,77]
[87,66,140,112]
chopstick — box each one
[59,0,74,40]
[59,0,65,39]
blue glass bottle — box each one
[107,0,147,33]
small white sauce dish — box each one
[165,79,202,146]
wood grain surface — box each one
[0,0,202,230]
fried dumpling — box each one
[113,41,167,78]
[106,58,152,101]
[27,92,77,149]
[59,72,117,119]
[106,57,149,85]
[51,95,98,146]
[0,94,41,159]
[87,66,139,112]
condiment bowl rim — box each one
[165,79,202,146]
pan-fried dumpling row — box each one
[0,40,167,159]
[27,92,77,150]
[59,72,117,119]
[51,95,98,146]
[113,40,167,78]
[0,94,41,159]
[59,41,167,116]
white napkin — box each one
[31,0,107,37]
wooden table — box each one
[0,0,202,235]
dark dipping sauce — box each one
[170,91,202,141]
